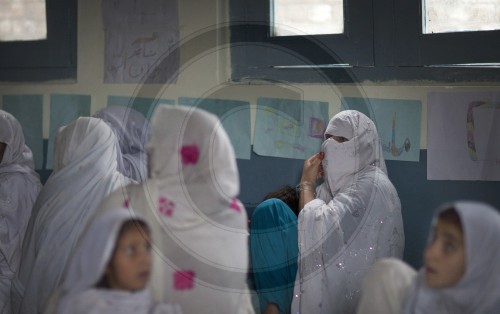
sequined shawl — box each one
[291,110,404,314]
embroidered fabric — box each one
[291,110,404,314]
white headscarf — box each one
[403,201,500,314]
[53,207,182,314]
[356,258,417,314]
[94,106,150,183]
[11,117,132,314]
[291,110,404,314]
[0,110,42,313]
[93,105,254,314]
[319,109,387,199]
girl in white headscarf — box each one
[357,201,500,314]
[51,206,182,314]
[292,110,405,314]
[94,106,150,183]
[403,201,500,314]
[93,105,254,314]
[0,110,42,313]
[11,117,132,314]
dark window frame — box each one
[230,0,500,83]
[0,0,77,82]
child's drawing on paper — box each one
[254,98,329,159]
[382,113,411,157]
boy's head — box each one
[264,185,300,216]
[424,207,466,288]
[104,219,152,291]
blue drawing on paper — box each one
[254,97,329,160]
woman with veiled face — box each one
[292,110,405,314]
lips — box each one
[138,270,150,280]
[425,265,436,275]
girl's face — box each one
[106,225,152,291]
[424,219,466,288]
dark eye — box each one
[444,241,457,253]
[124,246,137,256]
[325,134,333,140]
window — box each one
[230,0,500,82]
[0,0,47,41]
[272,0,344,36]
[0,0,77,82]
[422,0,500,34]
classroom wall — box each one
[1,0,499,269]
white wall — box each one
[0,0,499,147]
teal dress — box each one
[250,198,298,314]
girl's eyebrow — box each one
[440,232,462,244]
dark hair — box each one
[117,219,149,238]
[95,219,150,288]
[264,185,300,216]
[438,207,463,231]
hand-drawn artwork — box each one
[342,97,421,162]
[428,92,500,181]
[309,117,327,139]
[178,97,251,160]
[382,113,411,157]
[465,101,500,162]
[254,98,329,160]
[102,0,179,84]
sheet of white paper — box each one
[102,0,179,84]
[428,91,500,181]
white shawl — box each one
[11,117,131,314]
[94,106,150,183]
[93,105,254,314]
[403,201,500,314]
[53,207,182,314]
[291,110,404,314]
[356,258,417,314]
[0,110,42,313]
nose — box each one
[139,247,152,267]
[424,241,438,264]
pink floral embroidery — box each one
[230,198,241,212]
[180,145,199,165]
[174,270,196,290]
[123,198,129,208]
[158,196,175,217]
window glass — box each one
[272,0,344,36]
[423,0,500,34]
[0,0,47,41]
